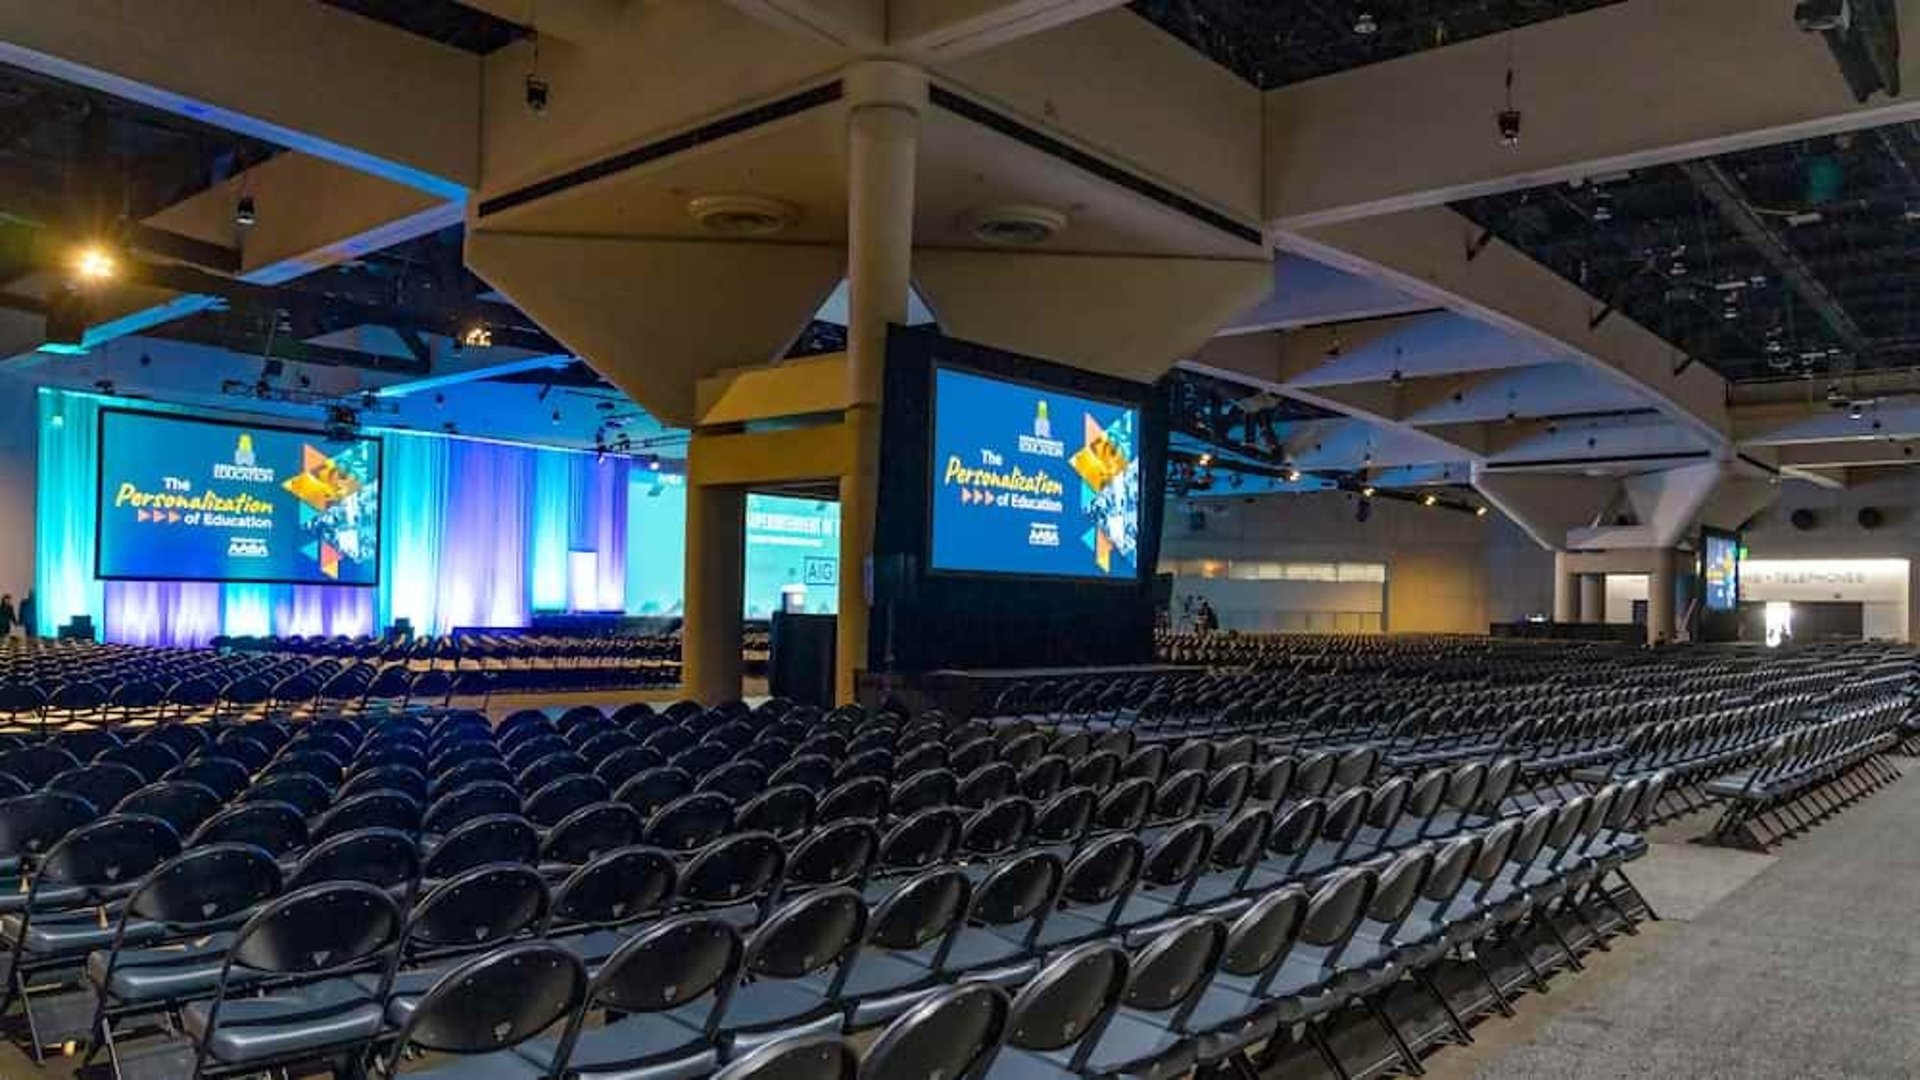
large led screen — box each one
[928,365,1141,580]
[1703,529,1740,612]
[97,409,382,585]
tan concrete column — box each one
[838,62,925,704]
[1579,573,1606,624]
[1648,548,1677,646]
[1552,551,1579,623]
[683,480,746,705]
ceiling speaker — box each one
[1858,506,1885,529]
[1789,508,1818,531]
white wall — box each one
[1171,576,1383,634]
[1738,472,1920,640]
[1740,558,1909,641]
[1160,491,1553,633]
[1604,573,1648,624]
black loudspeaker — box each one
[58,616,95,642]
[870,554,918,604]
[1790,508,1818,531]
[769,612,836,708]
[1858,506,1884,529]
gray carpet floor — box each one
[1468,770,1920,1080]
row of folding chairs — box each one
[1704,698,1907,849]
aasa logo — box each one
[213,431,276,483]
[1034,400,1051,440]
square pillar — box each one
[683,481,745,705]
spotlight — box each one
[524,74,550,114]
[1848,401,1865,420]
[1353,9,1377,34]
[551,409,562,424]
[70,245,116,284]
[648,459,661,472]
[1361,485,1376,497]
[1475,505,1490,517]
[1196,452,1212,467]
[1421,493,1438,506]
[235,194,257,227]
[460,323,493,349]
[1496,108,1522,146]
[1286,468,1303,482]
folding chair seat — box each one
[353,743,429,777]
[676,832,787,925]
[734,738,797,774]
[615,766,696,823]
[496,711,554,752]
[1017,834,1143,952]
[645,792,737,853]
[895,743,949,780]
[672,742,734,778]
[1121,746,1169,784]
[517,751,593,796]
[1000,732,1047,771]
[948,737,1000,777]
[861,983,1009,1079]
[1093,778,1154,835]
[314,790,422,843]
[52,725,120,762]
[422,814,540,880]
[817,776,890,824]
[163,755,249,801]
[980,942,1128,1080]
[1347,776,1413,857]
[942,852,1063,986]
[178,881,404,1077]
[545,847,679,968]
[83,844,283,1051]
[116,779,223,836]
[716,888,867,1059]
[505,735,571,776]
[1070,750,1122,792]
[516,915,741,1079]
[1168,741,1214,775]
[191,800,310,859]
[262,749,344,788]
[1168,885,1307,1062]
[593,745,666,791]
[1288,751,1337,799]
[1149,807,1273,916]
[1290,787,1372,878]
[428,739,500,779]
[142,723,209,765]
[424,780,523,837]
[359,864,552,1026]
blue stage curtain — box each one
[530,451,572,612]
[35,389,104,636]
[593,457,630,611]
[105,581,223,646]
[434,438,533,631]
[378,430,448,636]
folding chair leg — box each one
[1466,948,1517,1018]
[1614,868,1660,921]
[1412,968,1474,1047]
[1540,912,1587,971]
[1301,1021,1352,1080]
[1362,995,1426,1076]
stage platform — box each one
[859,663,1207,720]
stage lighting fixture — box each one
[461,323,493,348]
[1848,401,1865,420]
[551,409,562,424]
[1286,468,1303,482]
[1353,10,1378,34]
[1421,493,1438,506]
[1196,452,1212,466]
[235,194,257,227]
[1496,108,1522,146]
[1475,505,1489,517]
[1361,485,1376,497]
[70,245,117,284]
[525,75,550,114]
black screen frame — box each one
[1699,525,1741,614]
[93,406,386,588]
[924,361,1145,585]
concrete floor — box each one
[5,761,1913,1079]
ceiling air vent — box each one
[688,194,801,237]
[961,204,1067,247]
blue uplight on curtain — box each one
[378,431,448,635]
[35,389,104,637]
[530,451,572,612]
[434,438,534,631]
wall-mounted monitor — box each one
[927,365,1142,580]
[1701,527,1741,613]
[96,409,382,586]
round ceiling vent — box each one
[687,194,801,237]
[961,203,1067,247]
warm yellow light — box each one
[461,324,493,348]
[1361,485,1376,497]
[71,245,116,283]
[1475,505,1489,516]
[1421,493,1438,506]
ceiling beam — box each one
[1264,0,1920,229]
[1216,253,1438,336]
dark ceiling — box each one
[1457,121,1920,385]
[1128,0,1624,88]
[317,0,531,54]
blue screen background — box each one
[928,367,1141,580]
[97,411,382,585]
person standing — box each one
[17,591,32,638]
[0,594,15,638]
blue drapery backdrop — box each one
[37,389,632,644]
